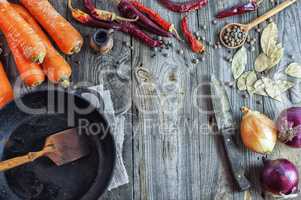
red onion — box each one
[277,107,301,148]
[261,159,299,198]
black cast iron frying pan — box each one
[0,89,116,200]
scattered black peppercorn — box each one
[208,41,213,46]
[227,57,233,63]
[177,49,184,55]
[151,53,156,58]
[289,54,295,59]
[192,58,199,64]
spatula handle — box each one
[0,147,51,172]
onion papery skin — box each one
[240,107,277,154]
[261,159,299,197]
[277,107,301,148]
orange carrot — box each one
[20,0,84,55]
[5,27,45,87]
[0,0,46,63]
[12,4,72,87]
[0,62,13,108]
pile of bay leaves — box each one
[232,22,301,101]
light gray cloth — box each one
[81,85,129,191]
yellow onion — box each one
[240,107,277,154]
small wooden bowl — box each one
[219,23,249,49]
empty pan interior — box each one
[0,90,116,200]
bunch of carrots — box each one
[0,0,84,109]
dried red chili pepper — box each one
[181,16,205,53]
[158,0,208,13]
[117,0,172,37]
[69,7,121,29]
[83,0,138,22]
[216,0,261,19]
[119,21,163,48]
[68,0,162,47]
[130,0,180,39]
[68,0,121,29]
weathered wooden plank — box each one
[66,0,134,199]
[196,0,263,199]
[195,2,225,200]
[48,1,134,200]
[131,1,202,200]
[91,0,134,199]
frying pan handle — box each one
[74,87,105,112]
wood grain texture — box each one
[2,0,301,200]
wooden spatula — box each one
[0,128,90,172]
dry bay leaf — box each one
[285,63,301,78]
[254,79,268,96]
[255,46,283,72]
[255,53,274,72]
[261,22,278,56]
[232,46,247,79]
[246,71,257,95]
[237,71,250,91]
[276,80,294,92]
[262,77,282,101]
[267,44,283,69]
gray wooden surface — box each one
[3,0,301,199]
